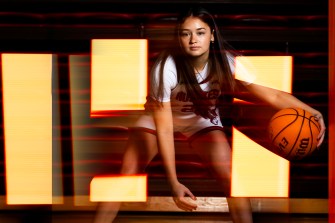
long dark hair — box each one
[149,7,237,119]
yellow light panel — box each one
[2,54,53,204]
[91,39,148,116]
[231,56,292,197]
[90,175,147,202]
[231,128,289,197]
[235,56,292,92]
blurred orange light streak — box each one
[2,54,53,204]
[90,175,147,202]
[231,56,292,197]
[91,39,148,117]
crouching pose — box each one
[94,7,326,223]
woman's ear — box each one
[211,31,215,42]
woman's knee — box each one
[120,161,140,174]
[120,144,144,174]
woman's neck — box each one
[192,57,209,74]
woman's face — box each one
[179,16,214,59]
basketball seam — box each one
[308,118,314,156]
[269,108,320,160]
[287,109,305,159]
[271,110,300,158]
[307,116,320,156]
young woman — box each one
[94,7,326,223]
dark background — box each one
[0,0,328,201]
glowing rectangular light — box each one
[235,56,292,92]
[231,56,292,197]
[90,175,147,202]
[2,54,53,204]
[232,127,289,197]
[91,39,148,117]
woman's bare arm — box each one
[152,101,197,211]
[243,81,326,147]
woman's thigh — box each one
[121,129,158,174]
[189,130,232,186]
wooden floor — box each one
[0,197,329,223]
[0,210,328,223]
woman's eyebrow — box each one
[180,27,207,31]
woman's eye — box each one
[181,32,190,37]
[197,32,205,36]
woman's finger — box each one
[184,188,197,201]
[174,197,197,211]
[314,113,326,148]
[317,128,326,148]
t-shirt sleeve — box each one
[150,56,178,102]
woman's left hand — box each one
[171,182,197,212]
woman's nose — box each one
[189,34,197,44]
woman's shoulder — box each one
[152,54,178,83]
[153,53,176,68]
[163,56,178,81]
[155,54,177,75]
[164,55,177,68]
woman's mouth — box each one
[190,46,200,51]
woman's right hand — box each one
[171,182,197,211]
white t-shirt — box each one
[134,54,255,138]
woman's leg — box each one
[190,130,253,223]
[93,130,158,223]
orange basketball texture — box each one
[268,108,320,160]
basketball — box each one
[268,108,321,161]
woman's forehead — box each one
[180,16,210,30]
